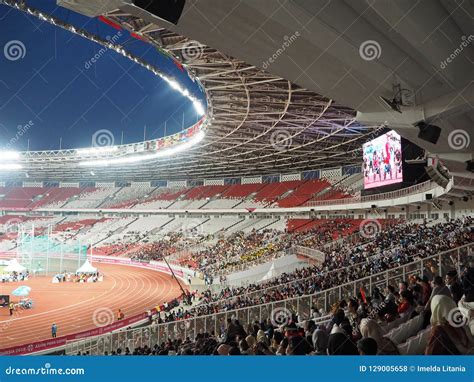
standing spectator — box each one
[51,323,57,338]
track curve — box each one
[0,263,183,349]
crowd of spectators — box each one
[156,218,472,323]
[81,256,474,355]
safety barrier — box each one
[65,243,472,355]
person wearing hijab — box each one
[359,318,399,355]
[425,295,474,355]
[245,335,256,352]
[312,329,329,355]
[327,333,358,355]
[256,329,269,346]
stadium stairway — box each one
[256,217,282,232]
[91,217,139,247]
[95,187,124,208]
[223,217,246,233]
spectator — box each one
[446,270,464,304]
[397,290,414,318]
[312,329,329,355]
[359,318,399,355]
[425,295,473,355]
[327,333,358,355]
[357,337,378,355]
[425,276,451,310]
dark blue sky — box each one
[0,0,205,151]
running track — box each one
[0,263,183,349]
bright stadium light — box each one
[76,146,118,156]
[79,130,205,167]
[0,163,23,171]
[0,151,20,160]
[193,100,205,116]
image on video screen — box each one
[363,130,403,189]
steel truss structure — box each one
[2,1,384,182]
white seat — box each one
[397,327,430,355]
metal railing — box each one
[305,180,434,207]
[65,243,472,355]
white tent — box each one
[76,259,97,274]
[4,259,26,273]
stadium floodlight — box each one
[76,146,119,156]
[193,100,205,116]
[0,151,20,160]
[0,163,23,171]
[79,130,205,167]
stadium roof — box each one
[0,0,383,182]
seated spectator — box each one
[357,337,378,355]
[446,270,464,304]
[359,318,399,355]
[397,290,414,318]
[286,335,312,355]
[425,295,474,355]
[327,332,358,355]
[425,275,451,310]
[312,328,329,355]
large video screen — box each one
[363,130,403,189]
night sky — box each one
[0,0,205,151]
